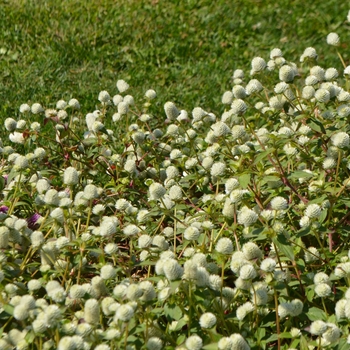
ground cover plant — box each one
[2,1,350,350]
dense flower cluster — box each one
[2,18,350,350]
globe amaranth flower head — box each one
[63,166,79,186]
[210,161,226,177]
[164,101,179,120]
[237,206,259,227]
[199,312,217,328]
[98,90,111,103]
[331,131,350,148]
[304,203,322,218]
[215,237,233,255]
[116,79,129,93]
[148,182,166,200]
[185,335,203,350]
[251,56,267,73]
[300,47,318,62]
[231,99,247,115]
[326,32,340,46]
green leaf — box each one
[173,318,187,331]
[308,119,326,134]
[300,335,310,350]
[265,334,278,343]
[164,303,183,321]
[238,173,251,189]
[177,334,186,345]
[272,235,294,261]
[253,148,275,165]
[288,170,314,179]
[307,307,327,321]
[2,304,14,316]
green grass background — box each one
[0,0,349,117]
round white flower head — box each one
[164,101,179,120]
[310,65,325,81]
[322,323,341,343]
[84,298,100,324]
[210,162,226,177]
[315,283,332,298]
[199,312,217,328]
[304,247,319,262]
[334,262,350,278]
[104,243,118,255]
[9,131,24,144]
[185,335,203,350]
[116,79,129,93]
[238,207,259,227]
[236,301,254,321]
[222,91,234,104]
[44,188,60,206]
[117,101,129,115]
[232,85,247,99]
[138,234,152,249]
[242,242,262,260]
[145,89,157,99]
[260,258,276,272]
[310,320,328,335]
[31,103,44,114]
[304,203,321,218]
[19,103,31,113]
[68,98,80,109]
[239,264,257,280]
[270,196,288,210]
[83,184,99,200]
[251,56,266,73]
[184,226,200,241]
[218,337,233,350]
[279,65,295,82]
[115,304,134,322]
[212,121,230,137]
[331,131,349,148]
[231,99,247,115]
[270,48,283,59]
[4,118,17,131]
[149,182,166,200]
[215,237,233,255]
[302,86,315,99]
[168,185,183,201]
[123,224,140,237]
[100,264,116,280]
[163,259,183,281]
[229,334,250,350]
[327,32,340,46]
[233,69,244,79]
[246,78,263,95]
[274,81,289,94]
[325,67,338,81]
[98,90,111,103]
[146,337,163,350]
[299,216,310,228]
[300,47,318,62]
[337,104,350,118]
[56,99,67,110]
[322,157,336,170]
[314,88,330,103]
[63,166,79,186]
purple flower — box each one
[0,206,8,213]
[27,212,42,230]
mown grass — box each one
[0,0,349,118]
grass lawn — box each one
[0,0,348,118]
